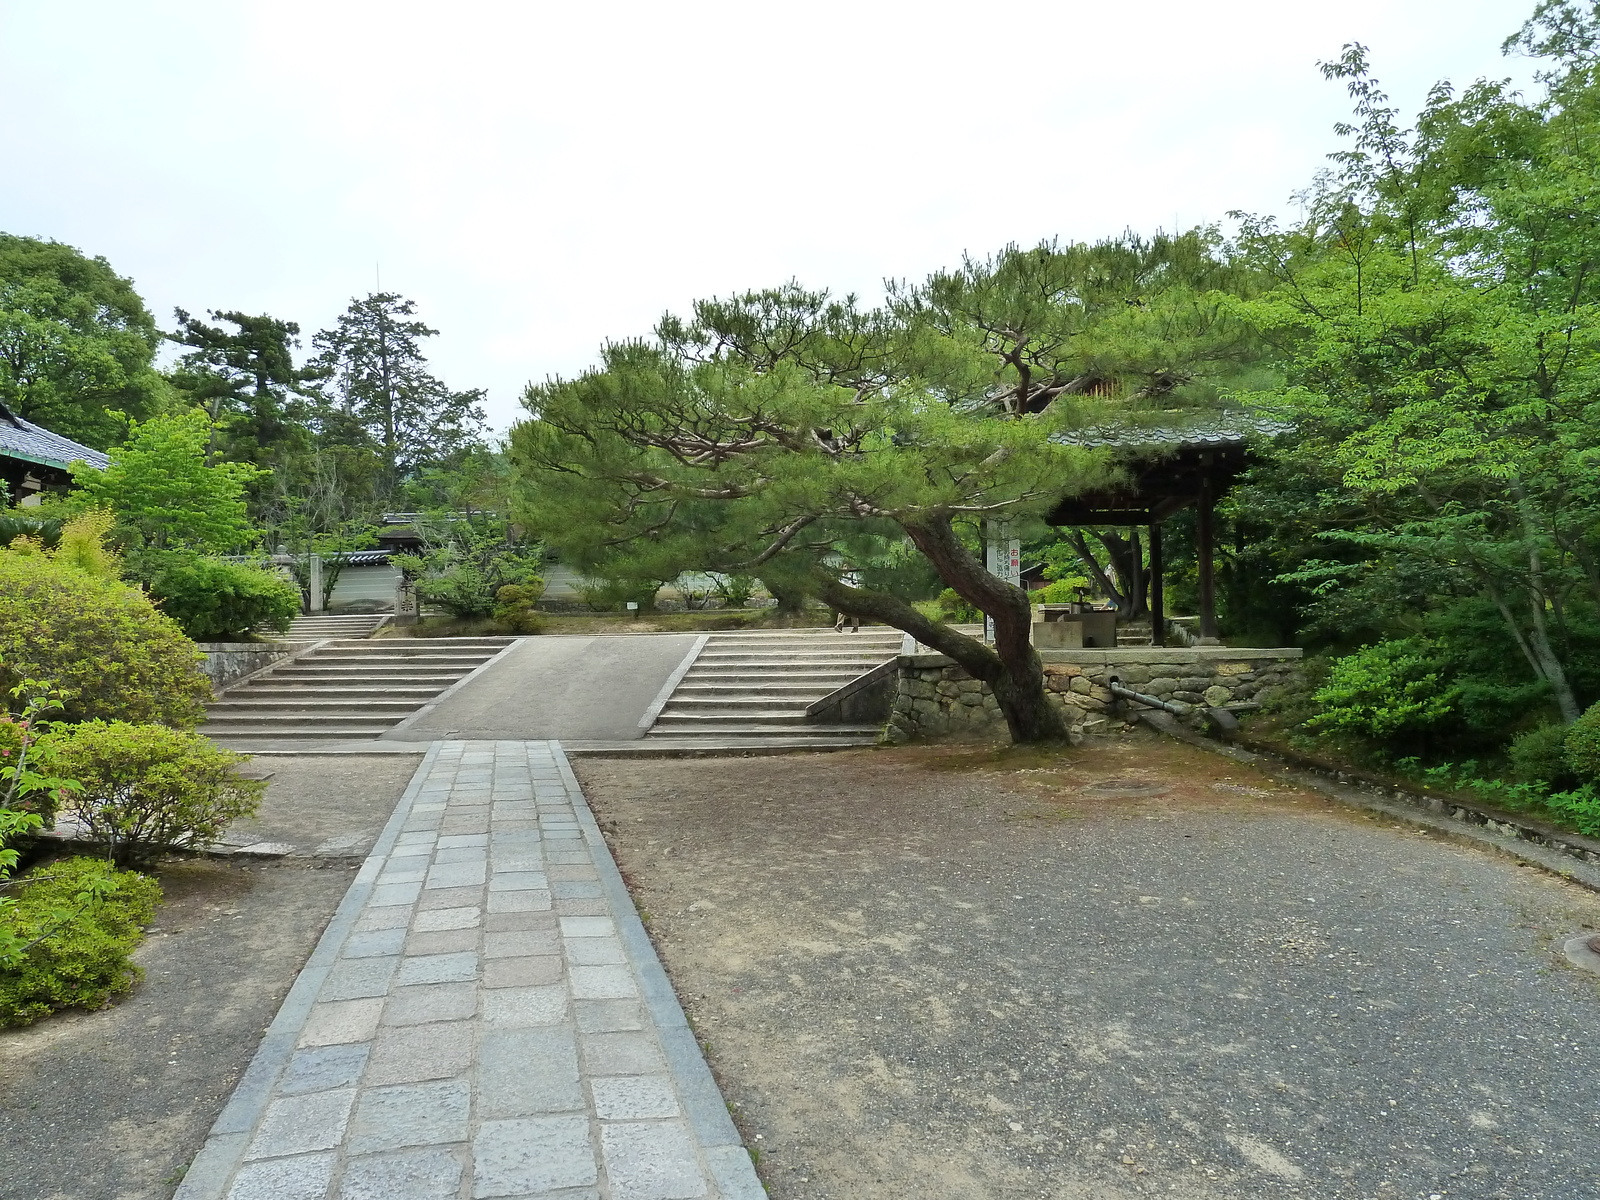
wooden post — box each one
[1197,471,1219,641]
[1148,522,1164,646]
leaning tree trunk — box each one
[817,513,1069,744]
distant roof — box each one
[1051,411,1292,451]
[0,403,109,472]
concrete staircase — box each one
[201,637,513,746]
[641,627,902,749]
[287,613,390,639]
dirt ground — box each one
[575,732,1600,1200]
[0,753,418,1200]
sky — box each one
[0,0,1545,434]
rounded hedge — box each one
[1563,701,1600,784]
[141,553,300,641]
[0,550,211,728]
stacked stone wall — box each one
[886,649,1302,743]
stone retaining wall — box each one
[197,641,315,692]
[886,647,1303,743]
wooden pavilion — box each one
[1044,415,1289,645]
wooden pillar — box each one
[1197,472,1219,641]
[1148,522,1164,646]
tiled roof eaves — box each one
[1050,413,1293,450]
[0,415,110,472]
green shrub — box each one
[935,588,980,623]
[1542,786,1600,837]
[1031,578,1092,605]
[1307,639,1458,751]
[0,513,63,551]
[492,583,545,633]
[576,576,661,613]
[137,552,300,640]
[710,573,756,608]
[1510,724,1579,790]
[1564,702,1600,785]
[0,550,211,728]
[38,722,265,868]
[0,857,161,1027]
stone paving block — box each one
[479,1027,583,1117]
[426,861,488,890]
[574,1000,645,1034]
[433,845,488,865]
[483,955,562,988]
[382,982,478,1026]
[440,819,490,836]
[395,951,479,987]
[487,889,552,914]
[580,1031,666,1075]
[489,854,544,873]
[368,881,422,907]
[419,885,484,911]
[484,929,559,959]
[244,1088,356,1159]
[299,998,385,1047]
[558,916,616,939]
[487,871,548,892]
[342,928,407,959]
[320,956,399,1002]
[569,965,637,1001]
[565,937,626,966]
[346,1080,471,1155]
[405,927,479,956]
[225,1151,336,1200]
[599,1121,707,1199]
[472,1116,597,1197]
[279,1044,370,1096]
[481,985,567,1028]
[553,881,603,901]
[336,1146,463,1200]
[353,905,412,933]
[547,865,600,882]
[413,905,481,932]
[555,898,608,917]
[591,1075,682,1120]
[484,909,557,934]
[437,833,489,849]
[365,1020,474,1086]
[546,850,592,865]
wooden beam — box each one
[1148,522,1164,646]
[1196,472,1218,640]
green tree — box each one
[72,410,262,552]
[1230,18,1600,723]
[0,235,168,448]
[514,236,1252,742]
[310,293,487,492]
[169,308,322,471]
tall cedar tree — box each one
[311,293,486,492]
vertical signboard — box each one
[984,524,1021,643]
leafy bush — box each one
[492,583,545,633]
[0,513,63,550]
[1308,639,1458,750]
[1563,701,1600,785]
[38,722,265,868]
[1510,724,1579,790]
[136,552,300,640]
[935,588,979,623]
[0,856,161,1026]
[1031,578,1092,605]
[51,509,121,579]
[1541,787,1600,837]
[710,573,756,608]
[576,576,661,613]
[0,551,211,728]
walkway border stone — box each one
[176,740,762,1200]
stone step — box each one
[208,699,422,714]
[644,722,881,738]
[299,652,498,664]
[659,696,821,712]
[201,712,400,729]
[672,683,837,697]
[682,667,867,681]
[652,710,822,726]
[200,725,403,740]
[231,685,446,699]
[269,666,472,679]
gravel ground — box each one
[575,733,1600,1200]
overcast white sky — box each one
[0,1,1543,433]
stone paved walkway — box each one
[176,740,761,1200]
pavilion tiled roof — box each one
[0,403,109,472]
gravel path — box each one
[575,734,1600,1200]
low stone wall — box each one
[197,641,315,693]
[886,647,1304,743]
